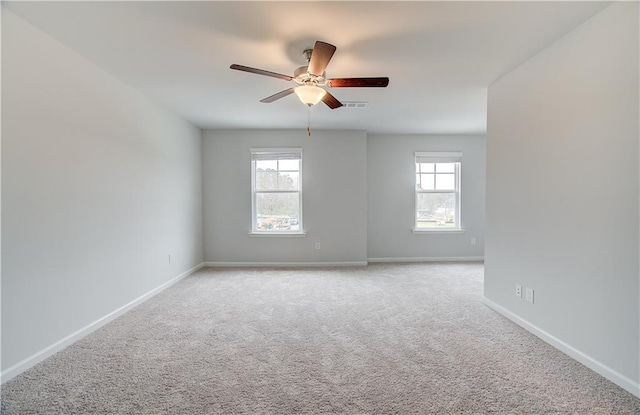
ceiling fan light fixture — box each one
[294,85,326,106]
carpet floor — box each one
[2,263,639,414]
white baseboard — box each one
[204,259,483,267]
[367,256,484,263]
[203,261,368,267]
[1,262,204,384]
[483,297,640,398]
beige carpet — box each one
[2,263,639,414]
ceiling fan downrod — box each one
[303,48,313,63]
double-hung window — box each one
[251,148,303,233]
[415,152,462,231]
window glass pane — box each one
[278,159,299,171]
[278,172,299,190]
[256,160,277,171]
[420,163,435,173]
[416,193,456,229]
[420,174,435,190]
[256,171,278,190]
[435,173,455,190]
[436,163,455,173]
[256,193,300,231]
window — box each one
[251,148,303,233]
[415,152,462,231]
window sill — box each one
[248,232,307,238]
[412,228,465,234]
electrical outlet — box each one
[315,242,321,250]
[471,237,477,245]
[515,284,522,298]
[525,287,534,304]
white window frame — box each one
[413,151,463,233]
[250,148,304,236]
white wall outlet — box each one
[315,242,321,250]
[525,287,534,304]
[471,237,477,245]
[515,284,522,298]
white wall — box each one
[202,130,367,265]
[2,10,203,374]
[485,2,639,395]
[367,134,485,261]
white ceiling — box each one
[5,1,609,134]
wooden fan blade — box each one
[260,88,295,103]
[307,41,337,76]
[230,64,293,81]
[321,91,343,109]
[326,77,389,88]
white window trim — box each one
[414,151,463,232]
[249,148,305,236]
[248,232,307,237]
[412,228,465,234]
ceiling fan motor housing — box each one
[293,66,326,86]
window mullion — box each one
[255,190,300,194]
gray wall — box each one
[485,2,639,392]
[367,134,485,260]
[2,10,204,372]
[202,130,368,264]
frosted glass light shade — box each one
[294,86,326,106]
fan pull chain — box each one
[307,106,312,136]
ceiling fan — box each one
[230,41,389,109]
